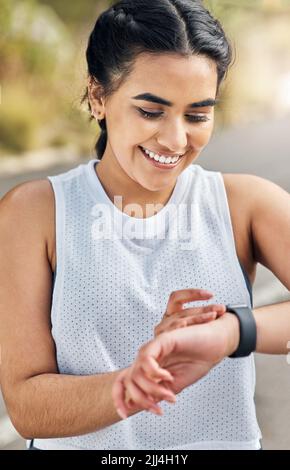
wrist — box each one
[217,312,240,357]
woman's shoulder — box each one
[221,172,258,188]
[1,178,54,204]
[222,172,251,196]
[0,179,55,271]
[0,178,54,228]
[220,173,259,285]
[220,172,262,233]
[221,172,284,214]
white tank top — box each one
[30,159,262,450]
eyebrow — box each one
[131,93,217,108]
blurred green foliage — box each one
[0,0,290,156]
[0,0,98,156]
[37,0,109,29]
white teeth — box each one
[142,147,181,164]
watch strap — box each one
[226,304,257,358]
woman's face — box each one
[95,52,218,192]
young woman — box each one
[0,0,289,451]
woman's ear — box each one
[87,76,105,120]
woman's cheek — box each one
[192,123,214,151]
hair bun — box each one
[110,7,136,27]
[114,7,127,24]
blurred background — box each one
[0,0,290,450]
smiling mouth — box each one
[138,146,185,168]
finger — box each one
[156,305,226,336]
[138,334,176,379]
[111,374,131,420]
[172,312,217,328]
[216,307,226,317]
[139,352,174,383]
[185,311,218,325]
[125,378,163,415]
[156,311,218,335]
[177,304,226,318]
[135,369,176,404]
[165,289,214,316]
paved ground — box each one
[1,116,290,449]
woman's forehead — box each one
[121,53,218,101]
[133,51,216,71]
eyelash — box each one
[137,108,210,123]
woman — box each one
[0,0,289,451]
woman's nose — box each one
[157,120,188,154]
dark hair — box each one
[82,0,233,159]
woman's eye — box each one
[137,108,210,123]
[186,115,210,123]
[137,108,162,119]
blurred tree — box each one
[0,0,13,36]
[38,0,110,30]
[0,0,78,155]
[1,0,72,78]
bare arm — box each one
[222,174,290,354]
[250,175,290,354]
[253,301,290,354]
[0,181,146,439]
[12,368,140,438]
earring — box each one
[92,111,104,119]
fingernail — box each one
[165,374,174,382]
[166,396,176,403]
[117,408,127,419]
[165,392,176,399]
[149,406,162,415]
[200,290,213,296]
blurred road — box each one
[1,116,290,450]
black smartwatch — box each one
[226,304,257,358]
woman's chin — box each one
[135,175,173,193]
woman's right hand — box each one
[112,314,232,420]
[112,289,227,419]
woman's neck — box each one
[95,153,176,219]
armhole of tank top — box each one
[214,172,253,308]
[216,173,258,398]
[46,176,66,321]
